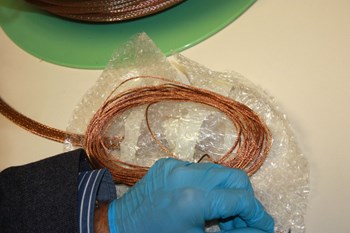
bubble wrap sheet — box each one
[66,33,309,233]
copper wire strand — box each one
[0,97,83,146]
[0,75,272,186]
[145,103,179,159]
[83,76,272,185]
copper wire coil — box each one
[26,0,184,22]
[0,76,272,186]
[83,76,272,185]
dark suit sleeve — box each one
[0,149,91,233]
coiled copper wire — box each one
[0,76,272,185]
[83,76,272,185]
[25,0,184,22]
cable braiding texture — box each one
[0,97,83,145]
[25,0,184,22]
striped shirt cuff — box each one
[78,169,117,233]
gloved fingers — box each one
[183,162,223,169]
[186,163,253,191]
[219,227,272,233]
[203,167,253,192]
[116,159,185,207]
[184,228,205,233]
[167,162,253,192]
[134,158,191,192]
[205,189,274,233]
[147,157,191,181]
[219,216,247,231]
[141,158,252,190]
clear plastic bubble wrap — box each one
[66,33,309,233]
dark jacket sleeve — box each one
[0,149,92,233]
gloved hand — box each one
[108,158,274,233]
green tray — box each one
[0,0,256,69]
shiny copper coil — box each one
[25,0,184,22]
[83,76,272,185]
[0,76,272,186]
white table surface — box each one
[1,0,349,232]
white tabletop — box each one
[1,0,349,232]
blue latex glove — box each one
[108,158,274,233]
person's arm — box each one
[0,149,85,233]
[77,168,117,233]
[0,149,116,233]
[94,202,110,233]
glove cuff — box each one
[108,201,119,233]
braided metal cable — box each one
[26,0,184,22]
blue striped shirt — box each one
[78,169,117,233]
